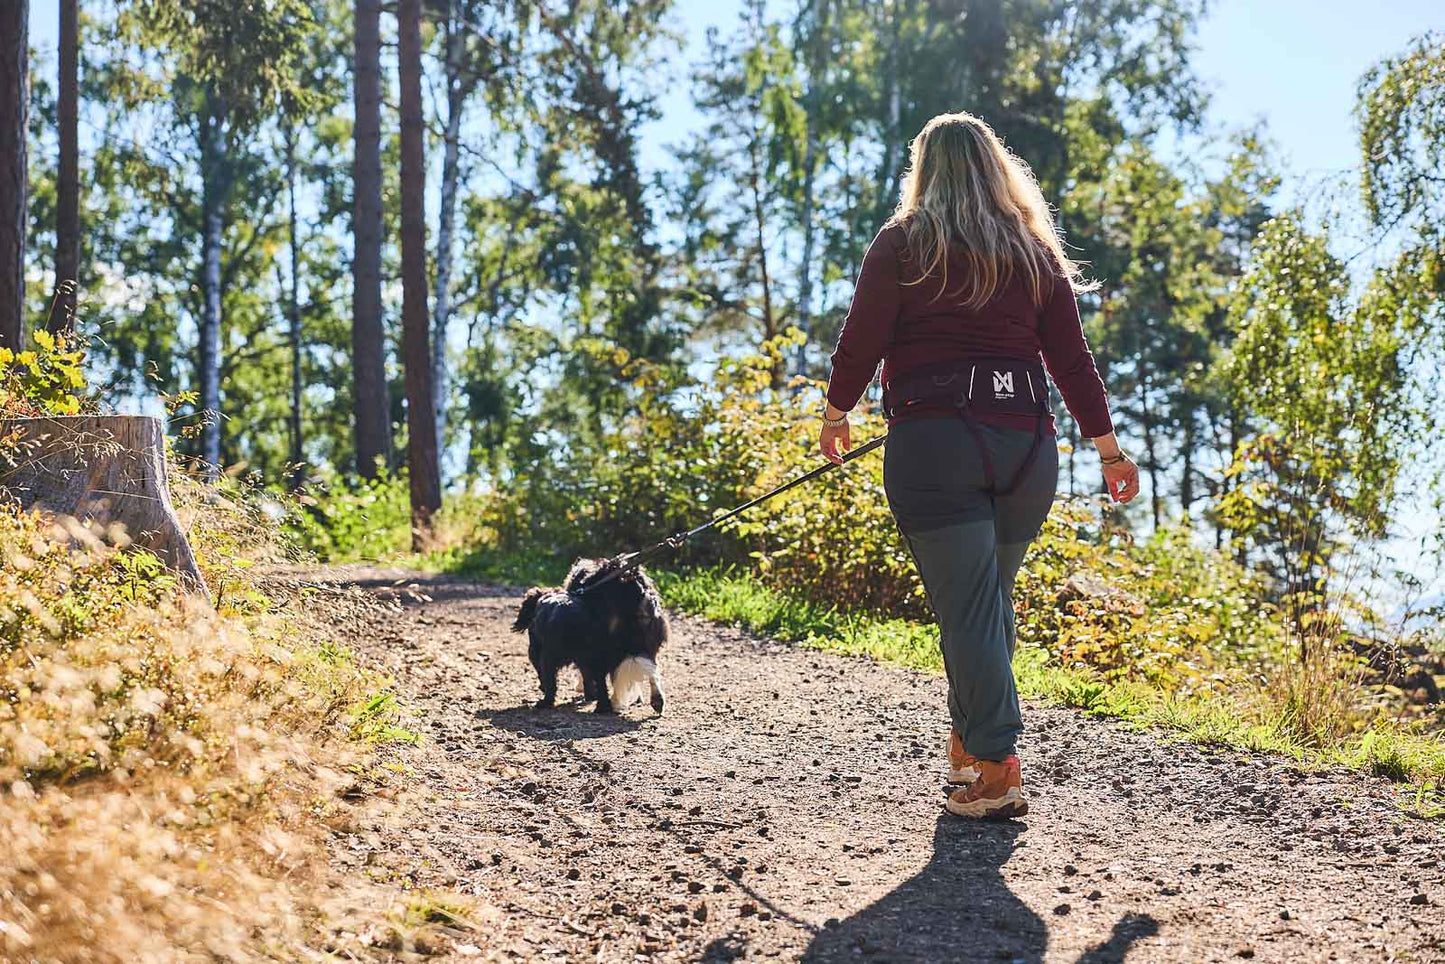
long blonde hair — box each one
[889,111,1095,308]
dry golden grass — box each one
[0,476,470,963]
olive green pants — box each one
[883,417,1058,761]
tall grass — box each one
[0,474,450,962]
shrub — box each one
[288,466,414,562]
[0,329,90,417]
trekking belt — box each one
[881,356,1051,498]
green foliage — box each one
[0,329,89,417]
[1215,213,1436,594]
[1016,501,1284,686]
[1357,32,1445,233]
[289,468,414,563]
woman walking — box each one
[820,112,1138,820]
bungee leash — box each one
[573,433,888,595]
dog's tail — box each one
[512,587,546,633]
[610,656,665,714]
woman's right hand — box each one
[820,404,852,465]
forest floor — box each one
[285,565,1445,964]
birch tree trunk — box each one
[351,0,391,478]
[0,0,27,350]
[431,3,467,460]
[284,122,303,485]
[197,91,226,473]
[398,0,441,545]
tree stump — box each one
[0,415,209,598]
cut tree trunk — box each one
[0,416,209,598]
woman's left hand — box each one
[820,406,852,465]
[1102,455,1140,504]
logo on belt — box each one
[992,370,1015,399]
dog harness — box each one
[881,356,1051,498]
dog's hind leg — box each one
[535,657,560,709]
[648,664,666,714]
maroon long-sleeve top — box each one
[826,223,1115,438]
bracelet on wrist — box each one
[1100,450,1130,465]
[821,411,848,428]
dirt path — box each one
[298,566,1444,963]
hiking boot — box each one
[945,755,1028,819]
[947,729,982,785]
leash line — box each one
[574,433,888,594]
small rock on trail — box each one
[294,566,1445,963]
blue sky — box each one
[643,0,1444,203]
[28,0,1441,200]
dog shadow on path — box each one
[796,816,1158,963]
[477,703,645,741]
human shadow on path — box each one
[798,815,1160,963]
[799,816,1044,962]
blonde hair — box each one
[889,111,1096,308]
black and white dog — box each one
[510,558,668,714]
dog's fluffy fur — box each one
[510,558,668,714]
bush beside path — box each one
[298,565,1445,964]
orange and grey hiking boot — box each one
[947,729,982,785]
[945,755,1029,819]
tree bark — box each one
[197,89,226,473]
[398,0,441,546]
[792,1,828,378]
[431,3,467,462]
[0,0,28,350]
[49,0,80,335]
[284,122,303,486]
[351,0,390,478]
[0,415,209,599]
[1180,410,1194,521]
[1137,375,1161,530]
[747,129,779,389]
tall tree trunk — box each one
[793,130,816,378]
[431,3,466,463]
[748,132,779,389]
[197,92,226,473]
[1180,411,1194,521]
[1229,408,1246,566]
[1067,418,1077,496]
[351,0,390,478]
[50,0,78,335]
[284,122,303,486]
[398,0,441,546]
[874,2,902,226]
[1138,377,1161,530]
[0,0,27,350]
[792,2,827,378]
